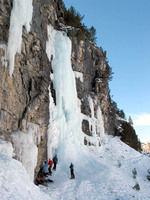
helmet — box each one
[55,155,57,157]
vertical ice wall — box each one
[46,25,105,162]
[88,96,96,136]
[7,0,33,76]
[88,96,105,140]
[97,106,105,139]
[81,96,105,147]
[46,25,83,161]
[12,120,41,181]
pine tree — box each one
[128,116,133,125]
[88,26,97,44]
[121,121,141,151]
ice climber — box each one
[69,163,75,179]
[48,158,53,175]
[52,155,58,171]
[35,175,53,186]
[40,160,49,176]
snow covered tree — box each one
[128,115,133,125]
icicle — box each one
[74,71,83,82]
[7,0,33,76]
[88,95,96,136]
[97,106,105,139]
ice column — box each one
[88,96,96,136]
[97,106,105,139]
[46,25,83,160]
[88,96,105,144]
[7,0,33,76]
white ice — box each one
[7,0,33,76]
[46,25,84,164]
[11,120,41,181]
[74,71,83,82]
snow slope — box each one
[40,136,150,200]
[0,137,150,200]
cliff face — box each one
[142,142,150,154]
[0,0,118,178]
[70,33,116,137]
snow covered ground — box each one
[0,136,150,200]
[39,136,150,200]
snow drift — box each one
[0,140,51,200]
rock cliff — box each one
[142,142,150,154]
[0,0,119,179]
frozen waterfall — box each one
[46,25,105,163]
[46,25,84,162]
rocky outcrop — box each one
[0,0,118,179]
[142,142,150,154]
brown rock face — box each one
[69,34,116,136]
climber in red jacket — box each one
[48,158,53,176]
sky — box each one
[63,0,150,143]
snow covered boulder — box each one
[133,183,140,191]
[147,175,150,181]
[0,139,13,158]
[0,154,51,200]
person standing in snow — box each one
[41,160,49,176]
[48,158,53,176]
[69,163,75,179]
[52,155,58,171]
